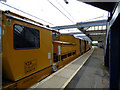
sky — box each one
[0,0,108,41]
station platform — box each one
[30,47,109,88]
[65,47,109,88]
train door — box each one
[85,41,86,52]
[53,42,61,63]
[79,39,81,55]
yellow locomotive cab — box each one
[2,11,53,82]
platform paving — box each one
[30,47,94,88]
[65,47,109,89]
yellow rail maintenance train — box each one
[0,10,92,89]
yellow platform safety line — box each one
[61,48,95,89]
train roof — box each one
[2,10,58,33]
[53,41,76,45]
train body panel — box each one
[61,44,76,55]
[2,13,53,81]
[53,35,81,69]
[53,40,77,69]
[1,11,92,89]
[59,34,75,43]
[75,38,80,56]
[80,39,85,54]
[59,34,76,55]
[85,41,91,52]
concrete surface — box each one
[30,48,94,88]
[65,47,109,89]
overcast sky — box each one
[0,0,108,41]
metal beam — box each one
[109,2,120,28]
[61,31,106,35]
[90,36,105,41]
[76,34,105,37]
[77,20,107,28]
[88,34,105,37]
[76,36,89,38]
[85,30,106,34]
[76,34,105,38]
[74,36,91,41]
[51,20,107,30]
[104,35,109,67]
[61,32,83,35]
[105,2,120,46]
[106,2,120,41]
[87,34,105,41]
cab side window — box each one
[13,24,40,49]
